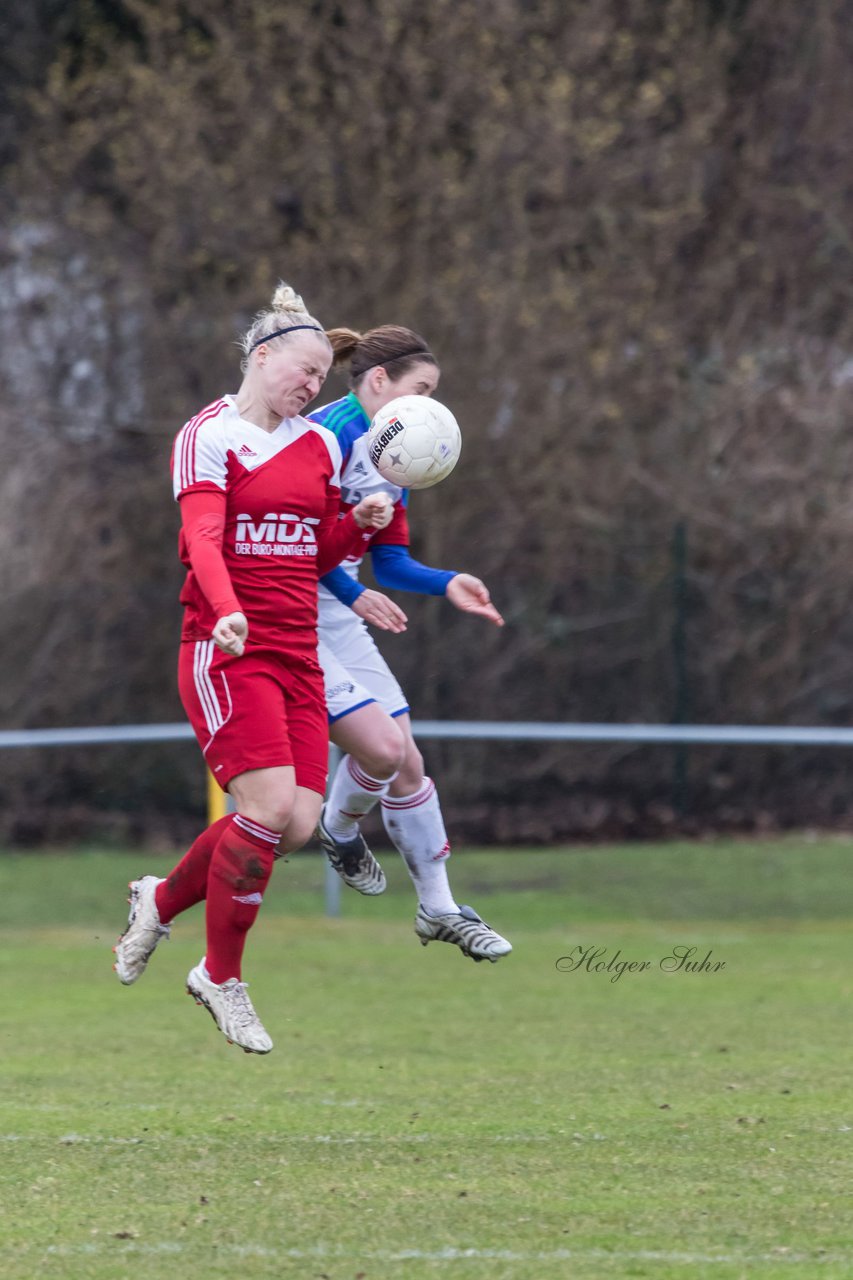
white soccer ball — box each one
[367,395,462,490]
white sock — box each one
[325,755,396,839]
[381,778,459,915]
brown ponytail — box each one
[325,327,364,367]
[324,324,438,386]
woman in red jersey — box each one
[113,283,394,1055]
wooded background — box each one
[4,0,853,844]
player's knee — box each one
[248,793,295,834]
[357,721,406,778]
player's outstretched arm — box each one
[445,573,504,627]
[369,543,455,596]
[369,545,503,625]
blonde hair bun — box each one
[270,282,307,316]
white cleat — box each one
[414,904,513,963]
[316,804,386,895]
[186,960,273,1055]
[113,876,170,985]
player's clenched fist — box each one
[352,492,394,531]
[212,611,249,656]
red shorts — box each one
[178,640,329,795]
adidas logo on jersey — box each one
[350,461,368,477]
[237,444,258,458]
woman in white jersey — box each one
[308,326,512,963]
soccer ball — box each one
[367,395,461,490]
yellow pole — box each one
[207,769,228,825]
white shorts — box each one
[317,613,409,723]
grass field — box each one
[1,835,853,1279]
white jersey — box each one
[307,393,409,630]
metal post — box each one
[324,743,343,918]
[671,519,689,816]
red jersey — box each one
[172,396,371,654]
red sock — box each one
[154,815,234,924]
[204,814,279,983]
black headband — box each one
[249,324,323,353]
[360,347,435,372]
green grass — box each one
[1,836,853,1279]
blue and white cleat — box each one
[414,904,512,963]
[316,804,386,895]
